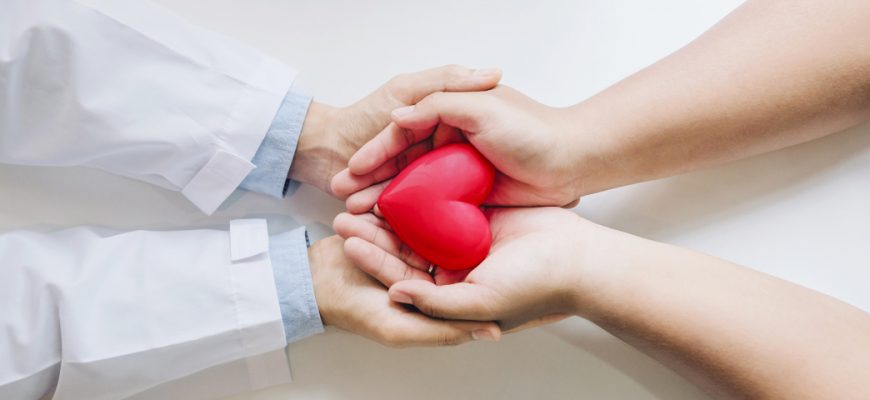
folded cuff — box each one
[269,227,324,344]
[240,90,313,198]
[181,59,296,214]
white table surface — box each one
[4,1,869,399]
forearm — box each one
[577,227,870,398]
[569,0,870,195]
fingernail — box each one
[391,290,413,304]
[392,105,415,118]
[473,67,500,76]
[472,329,497,342]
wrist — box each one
[307,239,333,326]
[557,102,624,198]
[288,101,340,193]
[576,232,691,328]
[564,219,668,319]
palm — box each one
[334,208,583,332]
[439,208,580,328]
[309,236,500,347]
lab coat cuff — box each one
[239,89,313,198]
[269,227,325,344]
[181,59,296,214]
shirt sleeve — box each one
[0,0,298,215]
[0,219,288,399]
[268,227,325,343]
[240,90,313,198]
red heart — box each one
[377,143,495,270]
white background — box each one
[3,1,869,399]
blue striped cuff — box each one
[269,227,324,344]
[240,89,312,198]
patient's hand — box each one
[331,86,584,211]
[307,235,501,346]
[333,207,595,331]
[287,65,501,196]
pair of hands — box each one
[327,84,618,338]
[294,67,619,345]
[287,65,511,346]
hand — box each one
[308,235,501,346]
[333,208,606,331]
[286,65,502,196]
[330,86,587,212]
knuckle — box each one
[440,64,465,77]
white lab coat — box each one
[1,0,294,215]
[1,0,304,398]
[0,221,292,400]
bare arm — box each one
[338,208,870,399]
[574,0,870,194]
[579,225,870,399]
[335,0,870,207]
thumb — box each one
[391,89,496,134]
[389,280,500,321]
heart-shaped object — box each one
[377,143,495,270]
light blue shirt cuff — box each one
[240,89,312,198]
[269,227,324,344]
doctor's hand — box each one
[307,235,501,346]
[286,65,501,196]
[331,85,587,211]
[333,207,596,331]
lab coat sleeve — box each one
[0,0,297,215]
[0,219,288,400]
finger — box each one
[349,211,391,231]
[356,139,432,185]
[344,237,433,286]
[331,167,388,201]
[377,313,501,347]
[431,123,466,149]
[345,180,389,214]
[334,213,429,270]
[333,211,386,236]
[348,122,432,175]
[341,138,432,197]
[329,168,357,200]
[433,267,472,285]
[383,64,502,106]
[391,91,490,133]
[389,280,499,321]
[347,65,500,178]
[333,151,399,199]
